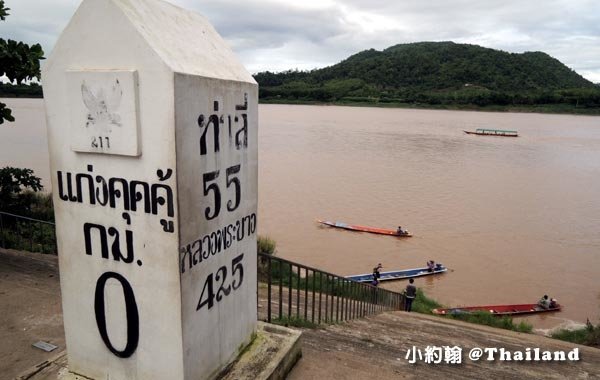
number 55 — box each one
[226,164,241,212]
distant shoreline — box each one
[259,99,600,116]
[3,96,599,116]
[0,94,43,99]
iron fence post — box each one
[0,213,4,249]
[330,275,334,322]
[318,272,323,324]
[278,260,283,320]
[38,221,44,253]
[29,222,34,251]
[311,269,316,324]
[267,256,272,323]
[324,274,329,323]
[335,277,340,322]
[296,265,301,318]
[16,216,21,248]
[304,267,308,321]
[288,263,292,317]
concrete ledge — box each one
[17,322,301,380]
[220,322,302,380]
[15,351,67,380]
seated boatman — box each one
[427,260,435,272]
[537,295,550,309]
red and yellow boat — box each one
[317,220,412,237]
[432,303,561,316]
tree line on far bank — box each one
[3,81,599,112]
[0,83,42,98]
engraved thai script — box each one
[179,213,256,274]
[198,93,248,156]
[56,165,175,233]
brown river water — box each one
[2,99,599,331]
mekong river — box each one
[2,99,599,331]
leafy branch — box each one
[0,0,45,124]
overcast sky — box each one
[1,0,599,82]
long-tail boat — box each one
[432,303,561,316]
[346,264,447,283]
[464,128,518,137]
[317,220,412,237]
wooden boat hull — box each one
[432,303,561,316]
[347,265,447,282]
[317,220,412,237]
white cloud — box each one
[0,0,599,82]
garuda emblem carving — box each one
[81,79,122,128]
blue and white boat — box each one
[346,264,448,283]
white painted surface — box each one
[115,0,254,83]
[43,0,257,379]
[175,74,258,379]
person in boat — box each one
[537,295,550,309]
[427,260,435,272]
[396,226,405,235]
[372,263,383,281]
[404,278,417,312]
[549,298,558,309]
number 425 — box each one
[197,253,244,311]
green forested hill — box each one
[255,42,600,112]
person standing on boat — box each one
[372,263,382,282]
[404,279,417,312]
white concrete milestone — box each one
[42,0,258,379]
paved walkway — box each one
[289,312,600,379]
[0,249,64,380]
[2,248,599,380]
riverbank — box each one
[4,248,599,380]
[2,95,599,116]
[260,99,600,115]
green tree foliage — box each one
[254,42,600,111]
[552,319,600,347]
[0,0,45,124]
[0,166,43,214]
[257,235,277,279]
[257,235,276,256]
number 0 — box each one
[94,272,139,358]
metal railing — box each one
[258,252,404,325]
[0,211,57,254]
[0,212,404,324]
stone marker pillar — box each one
[42,0,257,379]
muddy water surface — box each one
[2,99,599,329]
